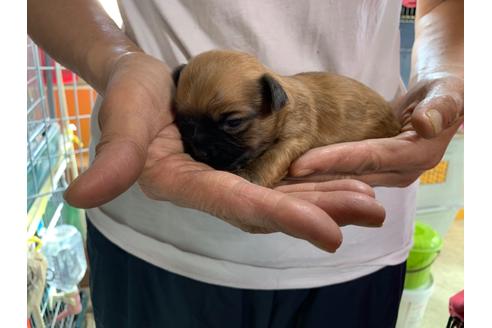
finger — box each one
[64,88,172,208]
[275,179,375,198]
[355,171,423,187]
[411,83,464,138]
[219,180,344,252]
[282,171,422,188]
[287,191,386,227]
[289,134,416,177]
[153,168,344,252]
[228,181,344,252]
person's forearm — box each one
[410,0,464,86]
[27,0,141,94]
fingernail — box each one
[425,109,443,135]
[295,169,314,177]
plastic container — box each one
[42,224,87,291]
[396,276,435,328]
[404,221,442,290]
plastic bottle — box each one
[42,224,87,292]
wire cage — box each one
[27,36,94,328]
[30,287,91,328]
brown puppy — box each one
[173,50,401,187]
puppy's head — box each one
[173,50,289,171]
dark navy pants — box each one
[87,219,406,328]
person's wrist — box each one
[80,38,143,94]
[409,65,464,90]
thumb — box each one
[64,89,171,208]
[411,80,464,139]
[64,135,146,209]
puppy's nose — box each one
[189,143,209,161]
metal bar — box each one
[27,140,65,168]
[40,289,49,316]
[27,188,65,200]
[71,72,86,171]
[27,74,38,86]
[27,119,70,234]
[27,150,88,166]
[32,43,57,196]
[44,203,64,239]
[27,45,46,200]
[89,87,95,108]
[26,96,44,116]
[27,127,40,197]
[26,158,68,238]
[44,54,57,118]
[27,65,82,71]
[27,65,57,70]
[27,147,89,161]
[66,314,75,327]
[27,123,48,146]
[51,157,68,191]
[28,115,91,126]
[54,63,74,179]
[26,149,89,169]
[50,301,62,328]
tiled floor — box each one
[421,218,464,327]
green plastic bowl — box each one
[404,221,443,289]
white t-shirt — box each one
[87,0,417,289]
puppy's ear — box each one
[259,73,288,113]
[172,64,186,86]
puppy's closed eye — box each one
[219,113,257,133]
[223,117,244,129]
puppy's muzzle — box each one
[175,115,252,171]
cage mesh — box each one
[27,36,93,328]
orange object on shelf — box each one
[52,85,96,151]
[420,160,449,185]
[456,208,464,220]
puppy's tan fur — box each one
[174,50,401,186]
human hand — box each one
[64,52,387,253]
[288,75,464,187]
[64,52,175,206]
[138,123,386,252]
